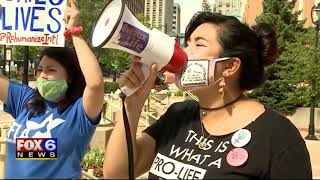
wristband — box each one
[64,26,83,40]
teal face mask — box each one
[36,78,68,102]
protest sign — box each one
[0,0,67,47]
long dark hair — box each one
[185,12,278,90]
[26,47,86,117]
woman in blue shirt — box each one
[0,0,104,178]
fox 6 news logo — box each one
[16,138,57,160]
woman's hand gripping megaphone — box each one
[117,56,158,101]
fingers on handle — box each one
[144,64,158,88]
[117,63,158,93]
[130,62,144,83]
[117,72,134,89]
[117,69,142,89]
[132,56,141,63]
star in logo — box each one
[25,113,65,138]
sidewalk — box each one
[299,130,320,178]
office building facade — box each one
[145,0,173,33]
[124,0,145,15]
[172,3,181,33]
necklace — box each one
[197,95,242,150]
[198,115,229,150]
[198,121,212,150]
[199,95,242,117]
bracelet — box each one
[64,26,83,40]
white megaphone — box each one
[91,0,187,96]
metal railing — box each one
[101,94,122,125]
[101,92,171,128]
[100,90,199,128]
[81,169,99,179]
[185,91,199,101]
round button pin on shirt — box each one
[226,147,248,167]
[231,129,251,148]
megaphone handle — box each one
[120,64,150,96]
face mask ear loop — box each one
[211,56,231,84]
[209,57,224,86]
[213,77,224,84]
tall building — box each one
[294,0,319,27]
[242,0,262,26]
[215,0,246,20]
[144,0,174,34]
[173,3,181,33]
[124,0,145,15]
[243,0,320,27]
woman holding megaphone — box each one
[103,12,312,179]
[0,0,103,178]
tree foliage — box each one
[203,0,213,12]
[283,29,320,106]
[0,46,4,65]
[249,0,320,114]
[255,0,305,53]
[12,46,44,63]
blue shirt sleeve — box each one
[72,97,101,137]
[3,81,34,119]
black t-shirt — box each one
[143,100,312,179]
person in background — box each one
[103,12,312,179]
[0,0,104,178]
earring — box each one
[218,77,226,96]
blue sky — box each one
[174,0,215,33]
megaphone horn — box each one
[91,0,187,96]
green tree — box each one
[0,46,4,65]
[12,46,44,63]
[77,0,107,45]
[0,52,3,66]
[255,0,305,53]
[76,0,128,81]
[212,4,217,13]
[203,0,212,12]
[136,13,155,29]
[249,0,320,114]
[100,49,130,82]
[282,29,320,107]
